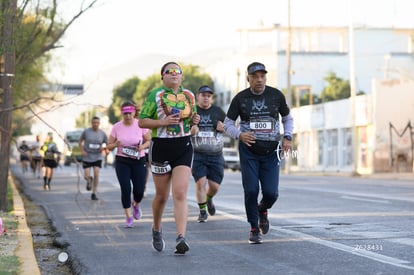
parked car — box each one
[223,147,240,171]
[63,129,83,166]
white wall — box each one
[372,79,414,171]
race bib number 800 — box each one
[250,118,273,132]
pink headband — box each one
[121,106,136,114]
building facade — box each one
[290,79,414,174]
[207,25,414,174]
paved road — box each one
[11,164,414,275]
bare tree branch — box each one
[40,0,99,55]
[15,0,99,65]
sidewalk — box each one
[10,174,41,275]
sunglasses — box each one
[163,68,182,75]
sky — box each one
[48,0,414,84]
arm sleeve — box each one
[282,113,294,137]
[224,117,241,139]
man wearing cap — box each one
[224,62,294,244]
[190,85,226,223]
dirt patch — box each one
[15,179,76,275]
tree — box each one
[320,71,351,102]
[0,0,99,211]
[1,0,18,212]
[108,77,141,124]
[108,64,213,124]
[180,64,214,94]
[75,109,98,129]
[132,74,160,107]
[133,63,213,106]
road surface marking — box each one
[341,195,389,204]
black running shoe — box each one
[259,211,269,234]
[86,176,93,191]
[249,228,262,244]
[206,198,216,216]
[91,193,98,200]
[174,235,190,255]
[197,210,208,223]
[152,228,165,252]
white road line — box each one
[390,238,414,246]
[272,225,414,270]
[341,195,390,204]
[284,185,414,203]
[209,206,414,271]
[128,180,413,271]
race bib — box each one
[122,147,140,159]
[88,143,100,149]
[151,162,172,175]
[197,131,215,138]
[250,118,273,133]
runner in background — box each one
[78,116,108,200]
[30,135,43,179]
[107,102,151,228]
[40,133,61,190]
[190,85,226,223]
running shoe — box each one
[259,211,269,234]
[132,203,141,220]
[125,217,133,228]
[197,210,208,223]
[86,176,93,191]
[206,198,216,216]
[249,228,262,244]
[152,228,165,252]
[91,193,98,200]
[174,235,190,255]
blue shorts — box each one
[191,152,224,184]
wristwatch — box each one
[283,135,292,141]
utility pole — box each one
[348,1,358,175]
[286,0,292,107]
[284,0,292,174]
[0,0,17,211]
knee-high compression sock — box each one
[198,202,207,210]
[206,194,213,201]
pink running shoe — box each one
[132,203,141,220]
[125,217,133,228]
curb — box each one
[11,175,41,275]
